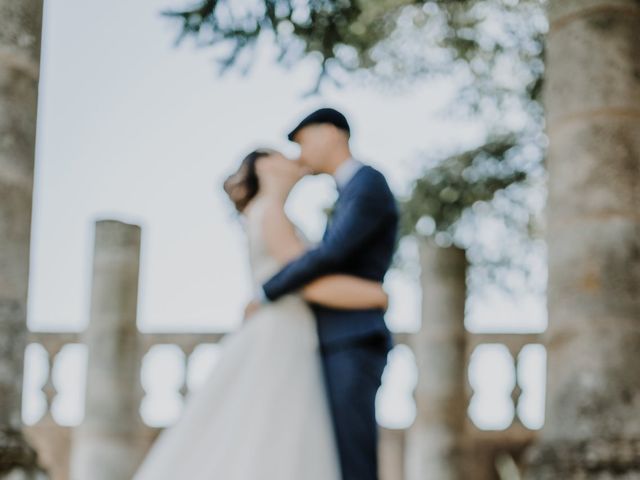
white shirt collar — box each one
[333,156,363,191]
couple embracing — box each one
[134,108,399,480]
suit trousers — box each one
[320,336,390,480]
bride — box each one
[132,148,389,480]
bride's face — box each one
[259,151,298,174]
[256,152,307,194]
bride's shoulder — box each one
[242,195,278,226]
[243,195,267,217]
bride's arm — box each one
[301,275,388,310]
[261,199,306,264]
[261,200,388,310]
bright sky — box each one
[23,0,547,431]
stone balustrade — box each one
[24,328,542,480]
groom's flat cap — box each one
[287,108,350,141]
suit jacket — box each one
[262,164,398,350]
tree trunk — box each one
[0,0,46,477]
[526,0,640,478]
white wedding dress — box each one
[132,197,341,480]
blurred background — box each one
[1,0,638,479]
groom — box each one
[246,108,398,480]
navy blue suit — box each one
[262,165,398,480]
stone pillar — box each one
[0,0,46,477]
[526,0,640,478]
[379,428,405,480]
[405,239,468,480]
[70,220,146,480]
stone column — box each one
[379,428,405,480]
[0,0,46,477]
[70,220,146,480]
[405,239,468,480]
[526,0,640,478]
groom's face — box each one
[293,124,333,175]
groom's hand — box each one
[243,300,261,322]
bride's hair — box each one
[223,148,273,212]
